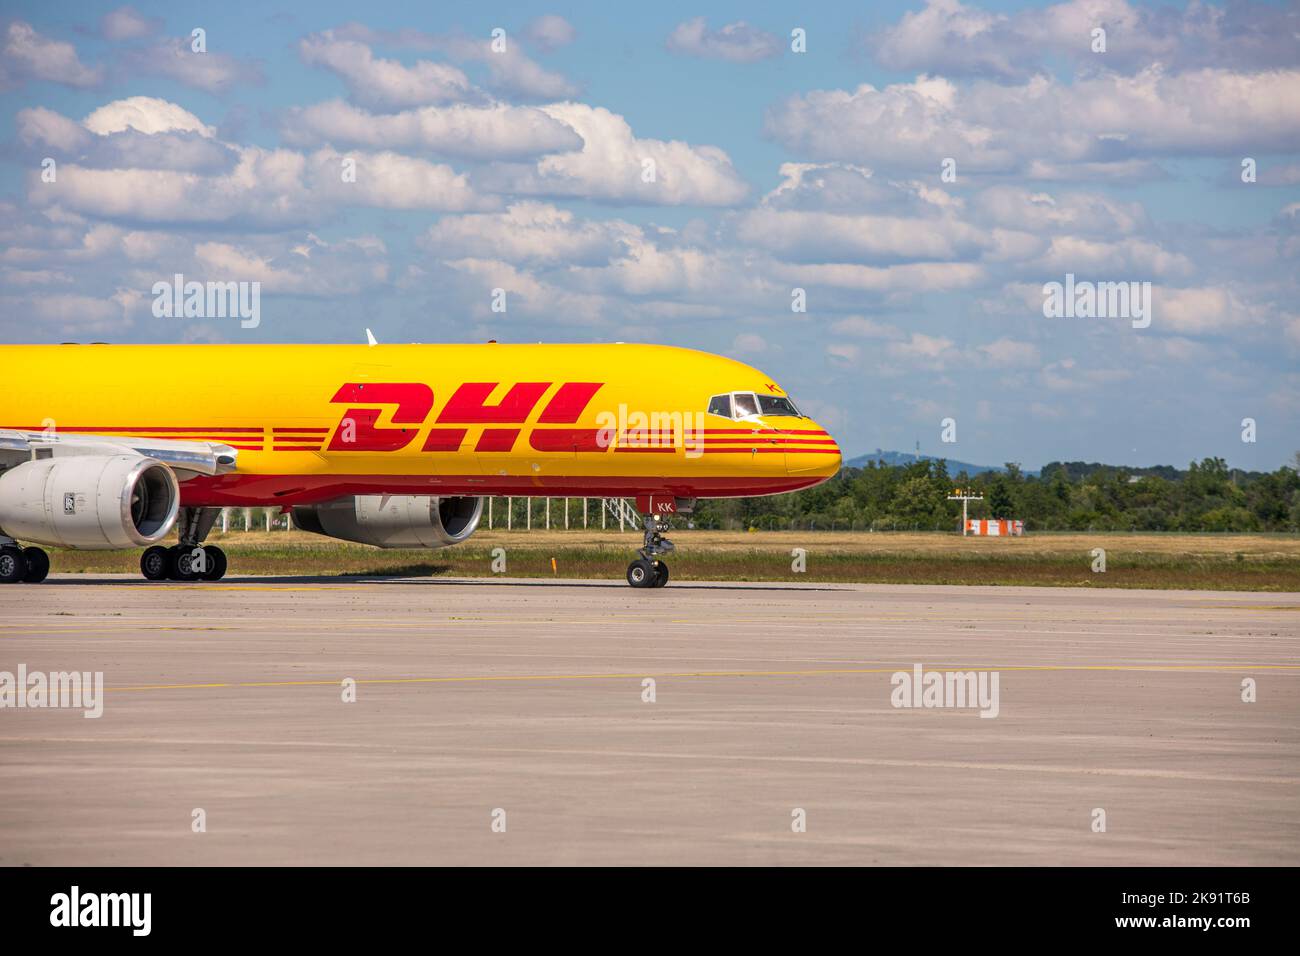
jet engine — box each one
[0,455,180,549]
[291,495,483,549]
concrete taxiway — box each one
[1,576,1297,865]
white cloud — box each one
[1153,286,1263,336]
[282,98,583,160]
[496,102,749,206]
[870,0,1019,79]
[666,18,780,63]
[1036,236,1194,279]
[886,332,961,368]
[430,32,579,100]
[189,237,388,296]
[1,21,101,89]
[524,16,577,53]
[977,338,1042,367]
[30,140,488,225]
[766,68,1300,174]
[17,107,92,151]
[736,207,991,263]
[1,268,72,286]
[973,186,1147,236]
[299,32,472,108]
[869,0,1300,79]
[827,342,861,363]
[420,202,637,265]
[123,38,264,93]
[307,148,490,212]
[25,96,492,225]
[761,162,903,212]
[779,261,984,293]
[19,99,236,172]
[441,256,609,325]
[83,96,214,137]
[101,6,162,41]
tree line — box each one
[691,455,1300,533]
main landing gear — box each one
[140,507,227,581]
[0,538,49,584]
[626,514,674,589]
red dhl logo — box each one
[328,381,603,453]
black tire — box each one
[0,547,29,584]
[21,547,49,583]
[141,545,171,580]
[626,559,655,588]
[651,562,669,588]
[201,545,227,581]
[172,545,202,581]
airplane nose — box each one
[785,421,841,480]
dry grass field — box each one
[44,528,1300,591]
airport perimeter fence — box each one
[208,503,1300,537]
[211,502,983,535]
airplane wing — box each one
[0,429,238,479]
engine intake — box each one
[292,495,483,549]
[0,455,179,549]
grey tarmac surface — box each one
[1,575,1297,866]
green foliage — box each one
[692,456,1300,532]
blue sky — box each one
[1,0,1297,470]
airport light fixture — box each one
[946,489,985,536]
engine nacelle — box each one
[292,495,483,549]
[0,455,179,549]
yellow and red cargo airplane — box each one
[0,342,840,587]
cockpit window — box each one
[757,395,802,417]
[732,392,759,418]
[709,391,804,419]
[707,394,732,418]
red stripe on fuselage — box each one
[178,473,828,507]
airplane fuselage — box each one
[4,342,841,507]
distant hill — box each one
[845,454,1267,482]
[844,449,1031,477]
[1038,461,1270,482]
[1040,460,1182,481]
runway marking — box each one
[104,662,1300,693]
[157,585,358,592]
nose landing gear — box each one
[626,513,674,588]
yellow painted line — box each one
[41,584,362,592]
[105,662,1300,694]
[154,585,352,592]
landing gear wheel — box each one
[627,559,656,588]
[171,545,201,581]
[651,562,669,588]
[141,545,171,581]
[201,545,227,581]
[0,547,29,584]
[21,547,49,583]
